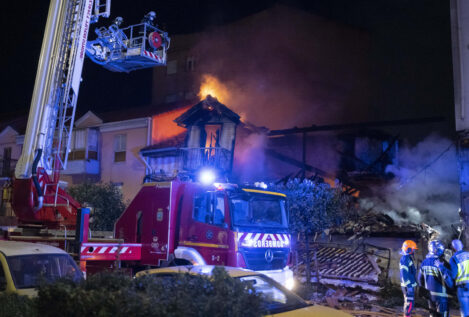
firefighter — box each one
[141,11,156,26]
[450,239,469,317]
[400,240,418,317]
[112,16,123,27]
[418,240,453,317]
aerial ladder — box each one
[11,0,169,228]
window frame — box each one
[113,134,127,163]
[192,192,226,227]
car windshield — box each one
[237,275,307,314]
[230,193,288,228]
[7,254,82,289]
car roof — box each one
[136,265,260,278]
[0,240,68,257]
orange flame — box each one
[198,74,230,103]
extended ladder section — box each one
[12,0,109,226]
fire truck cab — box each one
[115,180,294,289]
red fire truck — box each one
[77,179,294,288]
[4,0,294,290]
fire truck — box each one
[4,0,295,289]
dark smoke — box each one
[190,5,371,129]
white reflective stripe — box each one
[120,247,128,254]
[253,233,261,242]
[98,247,108,254]
[283,234,290,244]
[430,290,449,297]
[81,246,86,253]
[245,233,253,242]
[422,266,439,276]
[275,234,283,243]
[401,281,411,286]
[109,247,118,254]
[400,265,409,272]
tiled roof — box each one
[141,132,187,153]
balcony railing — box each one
[0,158,17,178]
[180,147,232,172]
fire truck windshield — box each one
[230,193,288,228]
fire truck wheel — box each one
[170,258,192,266]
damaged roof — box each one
[140,132,187,156]
[174,95,240,128]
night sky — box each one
[0,0,454,134]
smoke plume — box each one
[190,5,370,130]
[361,135,460,232]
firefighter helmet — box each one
[452,239,464,252]
[401,240,418,255]
[428,240,445,257]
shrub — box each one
[274,178,354,235]
[34,268,265,317]
[68,182,126,231]
[0,292,36,317]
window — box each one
[193,192,225,226]
[185,56,196,72]
[74,130,86,149]
[112,182,123,193]
[136,211,143,243]
[165,93,178,103]
[88,129,98,160]
[69,130,86,160]
[2,147,12,177]
[185,91,196,100]
[114,134,126,162]
[166,60,178,75]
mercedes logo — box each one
[265,249,274,263]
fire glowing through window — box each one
[198,74,230,103]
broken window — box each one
[185,56,196,72]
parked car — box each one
[135,265,353,316]
[0,240,82,296]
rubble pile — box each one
[294,244,382,293]
[331,211,423,239]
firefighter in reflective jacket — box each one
[400,240,418,317]
[418,240,454,317]
[450,239,469,317]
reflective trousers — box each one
[402,286,415,317]
[427,295,448,317]
[457,285,469,317]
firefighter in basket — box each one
[418,240,453,317]
[450,239,469,317]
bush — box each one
[274,178,354,234]
[34,268,265,317]
[68,182,126,231]
[0,292,36,317]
